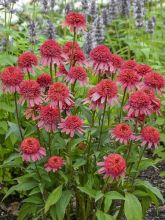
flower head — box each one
[63,41,80,54]
[64,42,86,66]
[135,63,152,77]
[48,82,74,109]
[66,66,88,86]
[90,79,118,108]
[124,91,152,117]
[59,115,84,137]
[37,105,60,132]
[45,156,64,172]
[0,66,23,93]
[18,52,38,74]
[121,60,137,70]
[37,73,52,89]
[137,126,160,148]
[20,137,46,161]
[64,12,86,32]
[144,71,164,91]
[90,45,113,73]
[117,69,140,91]
[151,97,161,115]
[98,154,126,179]
[112,123,134,145]
[19,80,41,107]
[84,86,103,109]
[40,40,65,66]
[56,64,68,77]
[110,54,123,71]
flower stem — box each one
[14,92,23,140]
[70,27,76,68]
[119,87,127,122]
[97,97,107,150]
[27,71,31,80]
[48,132,52,156]
[131,145,147,186]
[50,62,53,81]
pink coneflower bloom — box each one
[121,60,137,70]
[90,79,118,108]
[37,105,60,132]
[37,73,52,90]
[62,102,74,115]
[125,113,146,123]
[111,123,134,145]
[45,156,64,172]
[97,154,126,179]
[63,41,80,54]
[47,82,74,109]
[18,51,37,74]
[40,40,65,66]
[84,86,104,110]
[59,115,84,137]
[24,105,40,120]
[90,45,113,74]
[137,126,160,148]
[0,66,23,93]
[144,71,165,92]
[117,69,140,91]
[124,91,152,117]
[151,97,161,115]
[66,66,88,86]
[142,88,155,99]
[110,54,124,72]
[20,137,46,162]
[64,12,86,32]
[19,80,42,107]
[63,42,86,66]
[56,64,68,77]
[135,63,152,77]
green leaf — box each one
[124,193,143,220]
[17,203,37,220]
[45,185,63,213]
[78,186,103,200]
[23,195,43,205]
[134,179,164,204]
[50,190,72,220]
[104,191,125,213]
[96,210,115,220]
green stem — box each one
[119,87,127,122]
[48,132,52,156]
[50,62,53,81]
[131,146,147,186]
[70,27,76,68]
[97,97,107,150]
[27,71,31,80]
[14,92,23,140]
[54,64,57,81]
